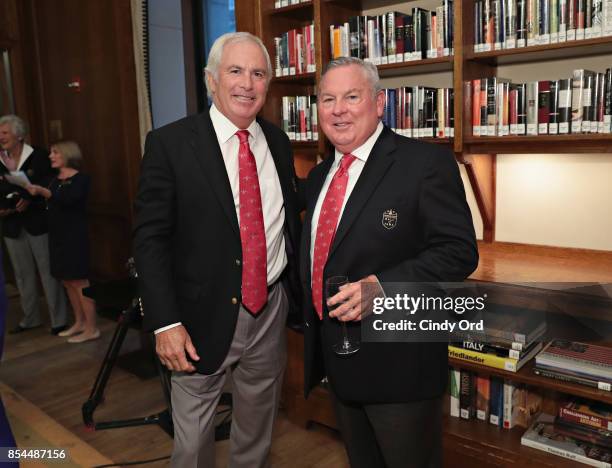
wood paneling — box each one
[14,0,142,279]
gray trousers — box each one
[171,282,288,468]
[4,231,67,328]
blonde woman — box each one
[26,141,98,343]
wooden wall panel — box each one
[15,0,142,279]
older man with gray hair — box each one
[0,114,67,335]
[301,57,478,467]
[134,32,301,467]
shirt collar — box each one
[333,121,384,165]
[209,103,260,145]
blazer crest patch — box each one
[382,209,398,230]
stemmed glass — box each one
[326,276,360,356]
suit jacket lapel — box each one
[192,111,240,237]
[328,127,396,259]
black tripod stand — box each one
[81,296,174,435]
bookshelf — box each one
[243,0,612,465]
[252,0,612,242]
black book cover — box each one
[424,87,437,136]
[517,82,527,129]
[460,370,475,419]
[549,80,559,132]
[605,68,612,122]
[404,15,415,54]
[517,0,527,40]
[558,78,573,125]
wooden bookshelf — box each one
[243,1,612,465]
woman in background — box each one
[26,141,98,343]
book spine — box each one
[448,345,519,372]
[582,72,595,131]
[526,81,539,134]
[311,97,318,140]
[476,375,491,421]
[487,77,498,135]
[517,0,528,44]
[604,68,612,132]
[559,407,612,431]
[450,368,461,417]
[460,370,475,419]
[558,77,573,132]
[597,72,606,131]
[549,79,559,133]
[451,340,523,359]
[520,436,612,468]
[538,80,551,133]
[489,377,504,426]
[503,380,515,428]
[533,366,612,391]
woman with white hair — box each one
[0,114,67,334]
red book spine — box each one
[538,80,551,125]
[559,407,612,432]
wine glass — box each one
[326,276,360,356]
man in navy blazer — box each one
[301,57,478,467]
[134,32,301,467]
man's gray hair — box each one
[0,114,27,140]
[320,57,382,96]
[204,32,272,98]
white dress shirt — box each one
[310,122,383,276]
[155,105,287,334]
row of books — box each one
[468,68,612,137]
[451,367,612,466]
[449,368,542,428]
[281,95,318,142]
[329,4,454,66]
[274,24,316,77]
[274,0,309,8]
[382,87,455,139]
[535,339,612,391]
[474,0,612,52]
[522,399,612,467]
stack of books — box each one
[449,369,542,428]
[382,86,454,138]
[448,304,546,373]
[329,3,454,64]
[274,24,316,77]
[534,340,612,391]
[467,68,612,137]
[281,95,318,142]
[522,413,612,467]
[474,0,612,53]
[555,399,612,448]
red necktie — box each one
[311,154,357,319]
[236,130,268,314]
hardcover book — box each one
[521,413,612,467]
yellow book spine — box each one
[448,346,519,372]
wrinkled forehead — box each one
[320,65,370,93]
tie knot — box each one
[236,130,250,144]
[339,153,356,172]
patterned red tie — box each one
[311,154,357,319]
[236,130,268,314]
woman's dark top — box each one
[47,172,90,280]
